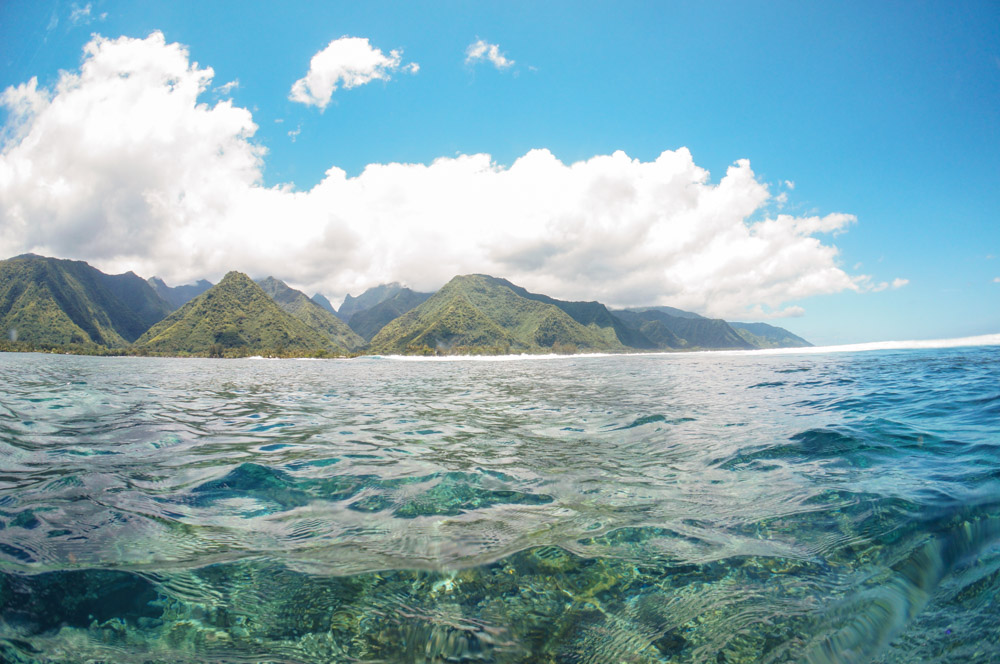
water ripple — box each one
[0,347,998,662]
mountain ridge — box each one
[255,277,364,351]
[0,254,171,348]
[370,274,627,354]
[135,272,341,356]
[148,276,213,310]
[1,254,812,356]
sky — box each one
[0,1,997,345]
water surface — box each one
[1,348,998,662]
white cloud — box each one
[289,36,417,109]
[784,180,795,190]
[993,277,1000,283]
[69,3,105,25]
[0,32,263,273]
[215,79,239,95]
[868,277,909,292]
[69,3,92,24]
[466,40,514,70]
[1,33,865,319]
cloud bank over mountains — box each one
[0,32,884,318]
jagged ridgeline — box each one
[336,282,406,322]
[0,254,170,349]
[0,253,812,356]
[135,272,344,357]
[347,287,432,341]
[369,274,629,354]
[255,277,365,351]
[613,308,754,350]
[147,276,212,310]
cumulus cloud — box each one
[2,32,867,319]
[289,36,417,109]
[0,32,263,273]
[466,40,514,70]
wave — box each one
[699,333,1000,357]
[367,351,623,362]
[366,333,1000,362]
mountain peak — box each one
[135,274,341,356]
[220,270,253,285]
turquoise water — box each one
[0,348,998,663]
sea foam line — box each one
[701,333,1000,357]
[369,333,1000,362]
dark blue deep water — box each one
[1,347,998,663]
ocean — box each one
[1,344,998,663]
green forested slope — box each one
[347,288,431,341]
[613,309,753,349]
[0,252,811,356]
[730,322,813,348]
[496,279,656,349]
[256,277,365,350]
[134,272,340,356]
[0,254,171,347]
[96,271,173,329]
[369,275,623,354]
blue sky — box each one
[1,1,998,344]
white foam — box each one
[694,333,1000,357]
[363,333,1000,362]
[367,352,619,362]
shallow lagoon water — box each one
[1,347,998,662]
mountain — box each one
[495,280,657,349]
[148,276,213,310]
[310,293,337,315]
[611,310,686,349]
[347,288,432,341]
[337,282,404,321]
[613,308,753,350]
[100,272,174,329]
[134,272,340,356]
[730,322,812,348]
[1,251,813,356]
[369,274,624,355]
[0,254,171,347]
[256,277,365,350]
[628,305,705,320]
